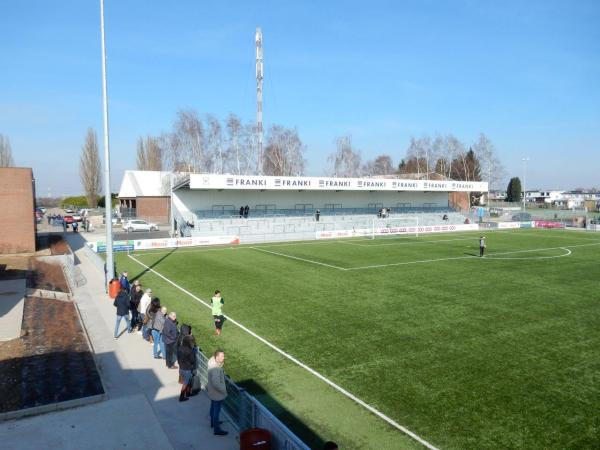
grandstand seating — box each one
[194,205,454,219]
[180,211,468,243]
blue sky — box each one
[1,0,599,195]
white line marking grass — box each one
[483,247,572,260]
[251,246,348,270]
[126,254,439,450]
[345,241,600,270]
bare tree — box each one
[206,114,223,174]
[328,135,362,177]
[472,133,505,189]
[262,125,306,176]
[136,136,164,171]
[0,134,15,167]
[136,137,147,170]
[167,109,210,173]
[79,128,102,207]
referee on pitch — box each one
[479,236,487,257]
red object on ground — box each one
[108,279,120,299]
[240,428,271,450]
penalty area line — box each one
[126,253,439,450]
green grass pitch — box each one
[116,228,600,450]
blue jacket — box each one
[119,275,131,293]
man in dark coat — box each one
[114,286,132,338]
[163,311,179,369]
[244,205,249,218]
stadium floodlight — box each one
[100,0,114,283]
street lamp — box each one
[522,157,530,211]
[100,0,114,286]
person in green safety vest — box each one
[211,290,226,335]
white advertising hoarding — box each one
[189,174,487,193]
[88,235,240,252]
[316,223,479,239]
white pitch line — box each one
[251,246,348,271]
[126,254,439,450]
[339,236,481,247]
[483,247,572,260]
[346,241,600,270]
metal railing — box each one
[195,349,310,450]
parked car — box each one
[511,212,532,221]
[37,207,47,214]
[64,208,74,214]
[64,215,75,224]
[72,214,82,222]
[123,219,159,232]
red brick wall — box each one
[0,168,36,253]
[136,197,170,224]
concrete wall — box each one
[174,189,449,213]
[136,197,170,224]
[0,167,36,254]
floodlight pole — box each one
[522,157,530,211]
[100,0,114,285]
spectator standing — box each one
[244,205,249,218]
[148,302,166,359]
[207,350,228,435]
[177,334,197,402]
[72,221,78,232]
[315,209,320,222]
[163,311,179,369]
[138,288,152,338]
[113,286,132,338]
[119,271,131,294]
[129,282,143,330]
[239,206,244,218]
[211,290,225,336]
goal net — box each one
[371,216,420,239]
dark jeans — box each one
[130,308,139,328]
[210,400,223,431]
[480,246,485,257]
[165,342,177,367]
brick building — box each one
[0,167,36,254]
[118,170,171,224]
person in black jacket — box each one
[114,286,132,339]
[177,335,197,402]
[163,312,179,369]
[129,282,143,330]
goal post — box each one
[371,215,420,240]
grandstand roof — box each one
[183,173,487,193]
[118,171,488,197]
[118,170,172,198]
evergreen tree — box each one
[506,177,522,202]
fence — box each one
[195,349,310,450]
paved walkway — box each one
[0,279,25,341]
[0,231,238,450]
